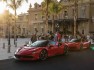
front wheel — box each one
[39,50,48,60]
[64,45,69,55]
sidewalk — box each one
[0,38,30,60]
[0,38,94,60]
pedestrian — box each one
[64,35,68,42]
[31,33,37,43]
[86,34,91,42]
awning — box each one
[48,18,89,24]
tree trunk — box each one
[14,0,17,46]
[52,15,54,33]
[45,0,49,33]
[89,0,92,31]
[8,21,11,53]
[74,0,78,38]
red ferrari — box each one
[62,38,91,51]
[14,40,69,61]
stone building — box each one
[60,0,94,35]
[28,0,94,36]
[28,3,47,35]
[0,10,29,38]
[1,0,94,38]
[28,2,57,35]
[16,13,29,37]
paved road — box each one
[0,38,30,60]
[0,49,94,70]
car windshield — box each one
[27,40,48,47]
[69,39,81,42]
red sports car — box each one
[14,40,69,61]
[62,38,91,51]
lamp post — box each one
[7,20,11,53]
[6,10,11,53]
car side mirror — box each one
[48,45,53,48]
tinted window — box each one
[70,39,81,42]
[48,41,56,45]
[29,40,48,47]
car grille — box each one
[15,55,33,59]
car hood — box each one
[15,46,40,54]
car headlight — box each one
[32,51,37,54]
[31,50,38,54]
[15,48,22,54]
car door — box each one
[82,41,90,48]
[47,41,58,56]
[69,39,80,48]
[57,44,64,54]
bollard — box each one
[15,41,17,47]
[8,44,11,53]
[3,43,5,49]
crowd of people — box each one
[30,31,94,44]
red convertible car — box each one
[14,40,69,61]
[62,38,91,51]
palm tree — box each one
[42,0,52,33]
[89,0,92,28]
[49,1,62,32]
[1,0,28,46]
[74,0,78,38]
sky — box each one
[16,0,44,15]
[0,0,43,15]
[9,0,43,14]
[0,0,60,15]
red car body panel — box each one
[62,40,90,50]
[14,41,65,61]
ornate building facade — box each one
[0,0,94,38]
[28,0,94,36]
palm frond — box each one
[49,1,62,15]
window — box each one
[81,6,86,18]
[30,40,48,47]
[70,39,81,42]
[49,41,56,45]
[35,14,37,20]
[34,28,38,33]
[82,30,84,34]
[48,16,50,19]
[64,11,68,18]
[41,28,44,33]
[42,16,44,20]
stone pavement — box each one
[0,38,30,60]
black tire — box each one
[88,42,91,49]
[80,43,83,50]
[64,45,69,55]
[39,50,48,60]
